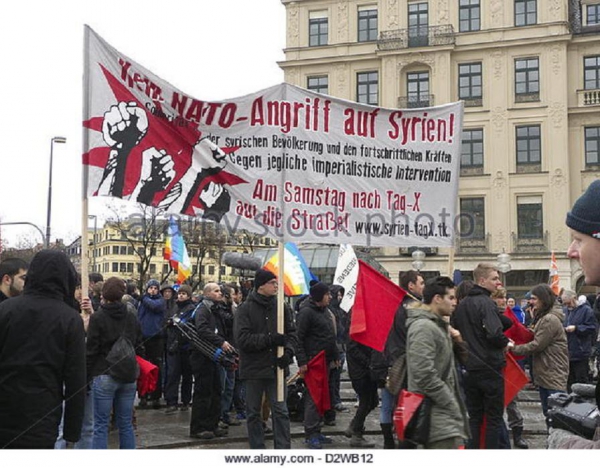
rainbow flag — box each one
[164,216,192,284]
[549,251,560,295]
[263,243,316,296]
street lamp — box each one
[411,249,426,272]
[497,250,512,286]
[45,136,67,248]
[88,215,97,272]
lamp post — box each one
[411,249,426,272]
[45,136,67,248]
[88,215,97,272]
[497,250,512,287]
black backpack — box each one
[105,319,139,383]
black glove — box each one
[276,351,294,369]
[270,333,287,347]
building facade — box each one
[279,0,600,295]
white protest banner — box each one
[333,244,359,312]
[84,27,463,247]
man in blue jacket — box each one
[137,278,167,408]
[561,290,597,391]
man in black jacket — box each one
[189,282,233,440]
[0,257,28,303]
[0,250,86,449]
[451,262,508,449]
[297,281,339,449]
[234,269,297,449]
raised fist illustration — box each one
[199,181,224,208]
[102,101,148,149]
[194,137,227,170]
[132,148,177,205]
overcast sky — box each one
[0,0,285,248]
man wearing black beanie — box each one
[549,180,600,449]
[296,281,340,449]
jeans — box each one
[55,389,94,449]
[244,379,290,449]
[379,387,396,424]
[539,387,561,418]
[232,370,246,412]
[92,374,137,449]
[220,366,236,420]
[464,368,504,449]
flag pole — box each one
[277,240,285,402]
[81,25,91,301]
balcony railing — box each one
[511,230,549,253]
[455,233,491,254]
[578,89,600,106]
[398,95,435,109]
[378,25,455,51]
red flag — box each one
[503,353,529,407]
[549,251,560,295]
[303,350,330,416]
[350,260,406,351]
[393,389,425,440]
[136,355,158,397]
[503,306,534,360]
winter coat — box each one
[513,305,569,391]
[0,250,86,448]
[563,303,597,361]
[86,301,145,380]
[384,295,420,364]
[451,285,509,371]
[296,298,339,366]
[406,306,470,445]
[166,299,196,353]
[137,293,167,338]
[234,291,297,380]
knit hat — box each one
[102,277,126,302]
[161,284,175,293]
[566,180,600,240]
[178,284,193,298]
[145,279,160,291]
[310,282,330,302]
[254,269,277,289]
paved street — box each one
[114,378,550,450]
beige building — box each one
[73,219,274,288]
[279,0,600,295]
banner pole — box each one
[277,240,285,402]
[447,247,455,278]
[81,25,91,301]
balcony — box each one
[398,94,435,109]
[378,25,455,51]
[456,233,490,254]
[511,230,549,253]
[577,89,600,107]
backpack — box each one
[287,379,306,422]
[106,320,139,383]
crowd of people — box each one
[0,180,599,450]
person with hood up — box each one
[296,281,340,449]
[0,250,86,449]
[328,284,349,413]
[137,278,167,409]
[86,277,145,449]
[508,284,569,419]
[164,284,195,414]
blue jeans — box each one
[55,389,94,449]
[379,387,396,424]
[245,379,290,449]
[220,366,235,421]
[92,375,137,449]
[539,387,561,418]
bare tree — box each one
[107,203,166,291]
[180,218,227,290]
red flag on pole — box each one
[303,350,330,416]
[504,353,529,407]
[549,251,560,295]
[350,260,406,352]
